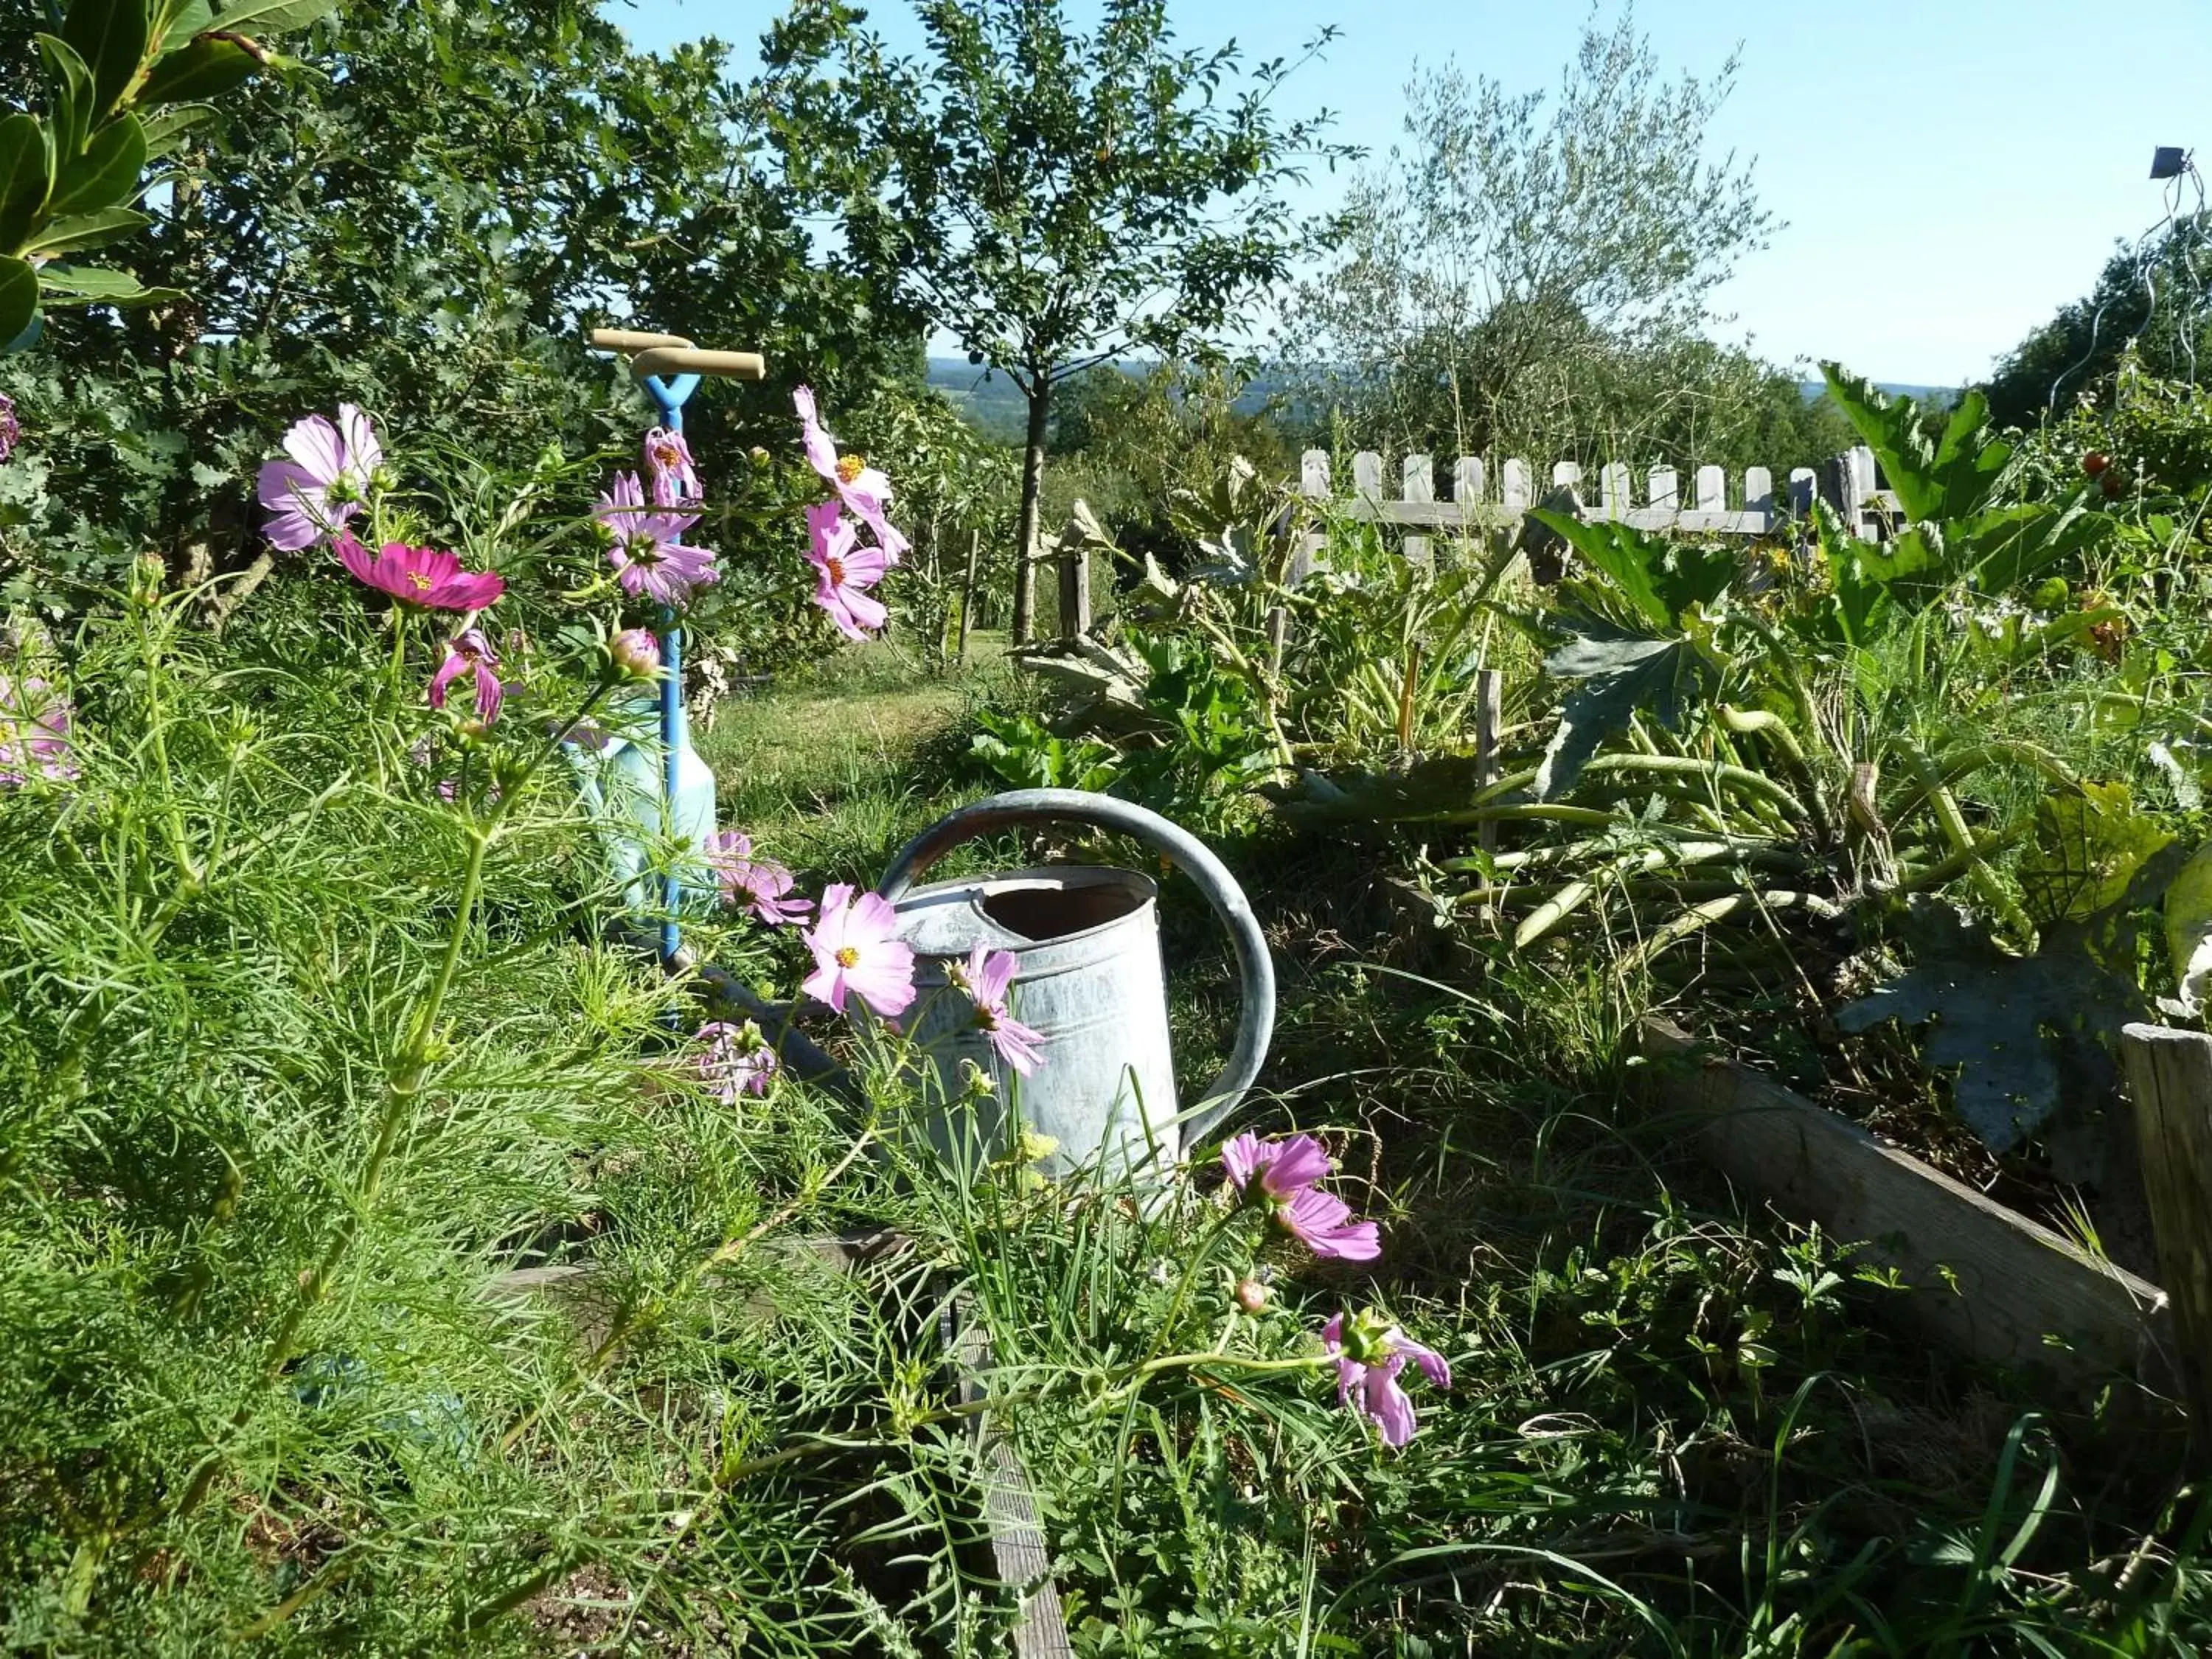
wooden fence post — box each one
[1056,539,1091,639]
[2121,1023,2212,1458]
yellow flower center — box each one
[408,572,434,591]
[835,946,860,969]
[836,454,866,484]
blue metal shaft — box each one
[643,372,700,964]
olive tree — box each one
[768,0,1340,641]
[1291,8,1779,467]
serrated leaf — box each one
[25,204,150,254]
[136,32,258,105]
[1529,509,1733,628]
[0,256,39,351]
[139,102,212,158]
[2166,844,2212,1014]
[35,35,95,161]
[0,114,53,255]
[1820,364,2011,524]
[1963,499,2112,596]
[1838,899,2144,1152]
[35,262,180,305]
[48,111,145,218]
[209,0,337,34]
[2017,782,2172,927]
[1534,621,1717,800]
[63,0,152,121]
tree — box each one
[1288,7,1779,468]
[1982,211,2212,430]
[768,0,1340,641]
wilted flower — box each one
[794,385,908,563]
[643,427,701,506]
[428,627,503,725]
[1322,1311,1450,1448]
[608,627,662,682]
[709,830,812,927]
[259,405,381,551]
[0,674,77,786]
[947,942,1044,1076]
[805,501,888,641]
[1234,1276,1270,1314]
[0,392,20,462]
[801,882,916,1018]
[1220,1133,1381,1262]
[697,1020,777,1102]
[337,534,505,613]
[596,472,717,606]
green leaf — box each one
[139,102,213,158]
[1534,620,1718,800]
[1837,899,2142,1152]
[1528,509,1733,628]
[35,35,95,161]
[154,0,213,52]
[1820,363,2011,525]
[0,255,39,350]
[62,0,152,122]
[1263,754,1493,827]
[35,262,181,305]
[2017,782,2172,927]
[0,115,54,256]
[2166,844,2212,1013]
[25,204,150,254]
[1961,499,2112,596]
[48,112,145,218]
[209,0,338,34]
[136,32,259,105]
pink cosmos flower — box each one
[336,534,506,613]
[608,627,662,681]
[258,404,381,551]
[596,472,717,606]
[0,674,78,785]
[709,831,813,927]
[1220,1133,1381,1262]
[428,627,503,725]
[697,1020,777,1102]
[949,943,1045,1076]
[801,882,916,1019]
[793,385,908,563]
[805,501,888,641]
[1322,1312,1451,1449]
[643,427,701,506]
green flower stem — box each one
[1719,705,1833,844]
[1905,747,2038,945]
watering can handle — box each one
[877,788,1276,1145]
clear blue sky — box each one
[602,0,2210,386]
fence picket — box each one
[1551,461,1583,493]
[1600,463,1630,520]
[1649,466,1680,512]
[1503,459,1531,512]
[1745,467,1774,517]
[1695,465,1727,512]
[1453,456,1484,505]
[1352,451,1383,501]
[1402,453,1433,568]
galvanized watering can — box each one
[878,789,1277,1177]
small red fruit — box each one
[2100,470,2124,499]
[2083,451,2110,476]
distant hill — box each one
[1801,380,1958,407]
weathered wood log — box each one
[1635,1019,2179,1397]
[2121,1023,2212,1458]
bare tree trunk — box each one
[1010,378,1052,644]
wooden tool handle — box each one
[631,346,766,381]
[588,328,695,353]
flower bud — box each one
[1234,1276,1270,1314]
[608,627,662,681]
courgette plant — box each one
[1,0,338,350]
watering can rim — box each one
[894,864,1160,961]
[878,788,1275,1144]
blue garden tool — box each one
[585,329,764,963]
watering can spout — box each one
[879,790,1276,1170]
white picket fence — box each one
[1297,445,1890,565]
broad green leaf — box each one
[1528,509,1733,628]
[1534,620,1717,800]
[136,32,259,105]
[2017,782,2172,927]
[0,255,38,350]
[1963,499,2112,595]
[62,0,152,121]
[48,112,145,218]
[35,35,94,160]
[1820,363,2011,525]
[209,0,338,34]
[1838,898,2143,1152]
[139,102,213,158]
[155,0,214,52]
[35,262,181,304]
[0,115,52,256]
[2166,844,2212,1012]
[26,205,150,254]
